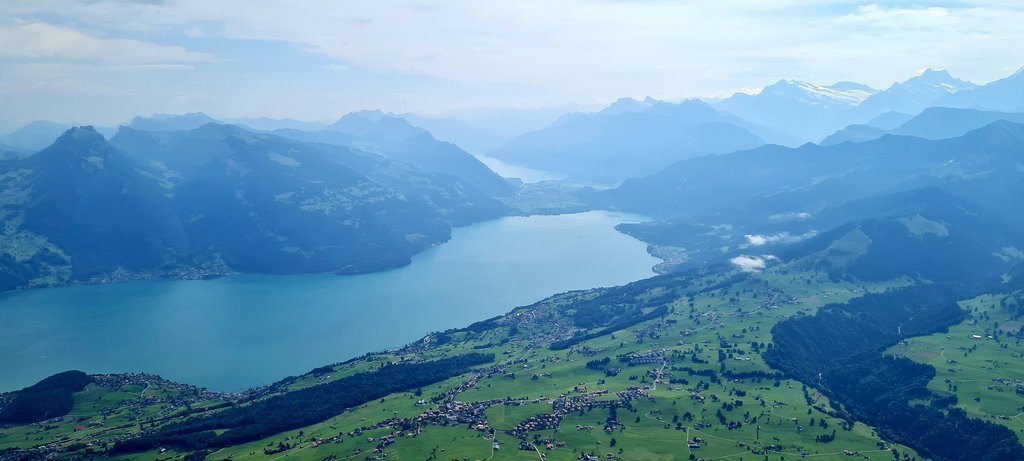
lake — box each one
[0,211,658,392]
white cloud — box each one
[769,212,812,221]
[730,254,778,273]
[0,22,213,64]
[0,0,1023,127]
[743,231,817,247]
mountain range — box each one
[488,98,764,183]
[713,68,980,143]
[0,124,511,291]
[271,110,516,197]
[822,107,1024,145]
[603,121,1024,271]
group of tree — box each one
[0,371,92,424]
[764,283,1024,460]
[112,353,493,453]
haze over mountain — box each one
[0,121,75,150]
[603,121,1024,271]
[823,107,1024,145]
[127,113,221,132]
[849,69,977,121]
[5,1,1024,459]
[224,117,329,133]
[0,123,511,291]
[712,68,983,144]
[489,98,764,183]
[939,66,1024,111]
[271,111,516,196]
[714,80,877,144]
[398,105,589,155]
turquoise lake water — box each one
[0,211,657,392]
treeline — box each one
[0,370,92,424]
[550,306,668,351]
[764,284,1024,460]
[112,353,493,453]
[766,284,965,383]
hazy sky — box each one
[1,0,1022,132]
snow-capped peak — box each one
[763,79,876,106]
[897,68,975,94]
[915,67,949,77]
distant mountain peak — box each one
[340,109,389,122]
[915,67,948,75]
[55,125,105,146]
[127,112,221,132]
[132,112,215,122]
[153,111,212,120]
[964,119,1024,143]
[828,81,876,92]
[193,122,252,137]
[600,97,655,115]
[761,79,875,105]
[897,68,974,91]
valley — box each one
[1,23,1023,460]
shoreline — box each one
[0,210,664,393]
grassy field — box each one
[887,291,1024,440]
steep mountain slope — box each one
[940,66,1024,112]
[781,187,1022,283]
[822,107,1024,145]
[714,69,980,144]
[111,124,509,226]
[176,132,450,274]
[714,80,876,144]
[0,123,512,291]
[0,127,187,289]
[273,111,515,197]
[489,98,764,183]
[850,69,976,121]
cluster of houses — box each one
[509,413,563,436]
[414,400,491,428]
[620,350,666,366]
[632,319,667,342]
